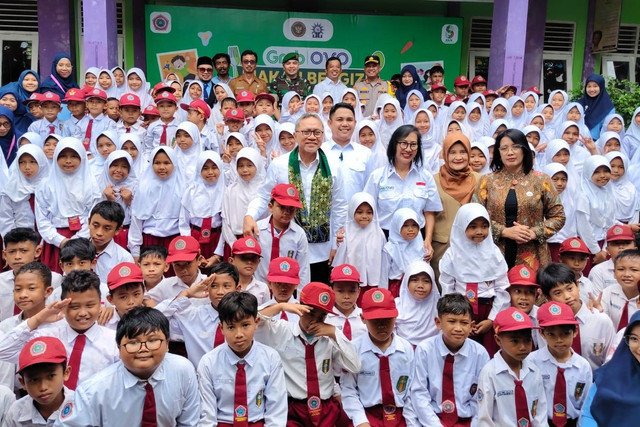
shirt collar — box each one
[224,341,258,368]
[385,162,419,178]
[575,303,589,324]
[122,356,167,389]
[296,151,319,166]
[435,333,471,358]
[361,333,403,356]
[65,321,101,343]
[493,350,535,379]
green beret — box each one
[283,52,299,64]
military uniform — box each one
[269,74,312,106]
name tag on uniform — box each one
[416,182,426,186]
[68,216,81,231]
[496,390,514,397]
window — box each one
[602,25,640,83]
[0,0,38,85]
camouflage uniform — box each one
[268,74,312,107]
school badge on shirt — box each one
[322,359,330,374]
[396,375,408,393]
[593,343,604,356]
[574,382,586,399]
[255,390,263,407]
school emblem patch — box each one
[520,268,530,278]
[255,390,263,407]
[234,405,247,421]
[61,402,73,419]
[127,95,134,101]
[383,405,397,415]
[549,304,562,315]
[46,92,53,99]
[174,239,186,250]
[517,418,530,427]
[442,400,456,413]
[372,290,385,303]
[161,91,169,98]
[318,292,330,306]
[241,91,249,98]
[570,239,580,248]
[342,266,352,275]
[553,403,566,417]
[280,261,290,272]
[119,266,131,277]
[93,89,100,95]
[287,187,296,197]
[246,238,256,247]
[30,341,46,356]
[308,396,321,410]
[614,226,623,235]
[469,383,478,396]
[68,90,76,96]
[201,228,211,238]
[231,109,238,116]
[477,388,483,402]
[322,359,330,374]
[466,289,476,300]
[593,343,604,356]
[396,375,408,392]
[574,382,585,399]
[512,311,525,322]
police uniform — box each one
[354,55,389,117]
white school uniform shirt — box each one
[48,280,111,308]
[588,258,617,296]
[476,350,548,427]
[258,297,301,324]
[54,353,200,427]
[200,125,219,152]
[255,216,310,289]
[246,150,348,263]
[243,277,270,306]
[142,118,180,160]
[0,314,21,390]
[127,215,180,257]
[61,116,81,138]
[144,272,208,305]
[0,384,16,426]
[313,78,348,105]
[28,117,63,139]
[4,387,73,426]
[439,272,511,321]
[601,283,640,330]
[72,113,117,157]
[197,341,288,426]
[325,307,367,341]
[255,314,361,400]
[575,303,615,370]
[93,239,135,284]
[115,121,146,139]
[0,194,37,239]
[341,333,418,426]
[0,270,62,322]
[579,274,595,305]
[528,346,592,421]
[321,140,373,204]
[575,212,609,254]
[364,162,443,231]
[0,320,119,387]
[411,334,490,425]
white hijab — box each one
[439,203,508,282]
[274,122,297,157]
[465,102,489,141]
[280,91,304,124]
[377,98,404,149]
[561,102,591,138]
[174,121,202,182]
[332,192,386,286]
[602,113,626,140]
[98,69,119,99]
[395,261,440,345]
[253,114,278,155]
[489,119,509,138]
[470,140,491,174]
[37,137,99,218]
[623,106,640,159]
[131,146,182,220]
[99,150,137,224]
[543,162,577,242]
[605,151,640,223]
[442,101,469,138]
[125,68,153,109]
[548,89,570,131]
[356,119,387,170]
[180,80,205,106]
[222,147,264,235]
[488,98,509,123]
[181,151,225,218]
[402,89,425,125]
[522,91,540,123]
[18,132,43,148]
[341,88,364,123]
[413,109,441,174]
[576,155,616,228]
[596,131,621,155]
[507,96,527,129]
[116,133,145,177]
[89,130,118,178]
[544,138,577,192]
[556,121,590,175]
[84,67,100,87]
[383,208,426,278]
[2,144,50,202]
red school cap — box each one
[107,262,144,291]
[526,86,542,95]
[493,307,538,334]
[180,99,211,119]
[504,85,518,94]
[86,88,108,101]
[507,265,539,287]
[119,93,141,108]
[18,337,67,373]
[537,301,579,327]
[231,236,262,256]
[153,81,176,94]
[300,282,337,315]
[267,257,300,285]
[166,236,201,263]
[225,108,245,121]
[444,94,457,106]
[430,82,447,92]
[361,288,398,320]
[22,92,44,106]
[154,91,177,105]
[270,184,302,208]
[483,89,498,98]
[63,88,85,103]
[41,92,62,104]
[559,237,590,255]
[143,104,160,117]
[255,92,276,105]
[471,75,487,86]
[454,75,470,87]
[330,264,361,283]
[606,224,635,242]
[236,90,255,103]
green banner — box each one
[145,6,463,89]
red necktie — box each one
[343,318,352,340]
[377,354,397,426]
[214,323,225,348]
[28,194,35,214]
[440,354,458,427]
[49,125,55,134]
[198,217,212,243]
[234,362,249,427]
[13,304,20,315]
[552,367,567,427]
[280,311,288,321]
[141,382,157,427]
[65,334,87,390]
[159,124,168,145]
[466,283,479,315]
[126,127,131,133]
[270,221,281,261]
[83,119,93,151]
[299,337,321,426]
[571,325,582,355]
[618,300,629,331]
[514,379,531,426]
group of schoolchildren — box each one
[0,55,638,426]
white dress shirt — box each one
[0,314,21,390]
[477,351,548,426]
[115,120,146,139]
[411,333,490,425]
[35,194,98,247]
[197,341,288,426]
[325,307,367,341]
[142,118,180,161]
[4,387,73,426]
[313,79,348,106]
[28,117,63,140]
[93,239,135,284]
[53,353,200,427]
[321,140,373,204]
[588,259,616,296]
[128,216,180,257]
[144,273,208,305]
[72,113,117,157]
[0,384,16,426]
[0,270,62,322]
[574,303,615,370]
[258,297,300,324]
[0,194,36,239]
[440,273,511,321]
[601,283,640,329]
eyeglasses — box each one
[121,338,165,353]
[198,67,213,73]
[297,129,324,137]
[0,121,10,129]
[242,60,257,65]
[398,140,419,150]
[498,144,523,153]
[625,334,640,347]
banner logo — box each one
[283,18,333,41]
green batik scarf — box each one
[288,147,333,243]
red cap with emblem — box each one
[153,81,176,94]
[330,264,361,283]
[537,301,579,327]
[267,257,300,285]
[361,288,398,320]
[526,86,542,95]
[107,262,144,290]
[559,237,590,255]
[63,88,85,103]
[143,104,160,117]
[606,224,635,242]
[444,94,458,106]
[225,108,245,121]
[270,184,302,208]
[493,307,537,334]
[430,82,447,92]
[300,282,337,314]
[86,88,108,101]
[119,93,141,108]
[166,236,201,263]
[41,91,62,105]
[483,89,498,98]
[19,337,67,373]
[507,265,539,287]
[154,91,177,105]
[231,236,262,256]
[180,99,211,119]
[236,90,255,103]
[471,75,487,85]
[454,75,470,87]
[23,92,45,105]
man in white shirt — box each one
[312,57,347,105]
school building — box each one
[3,0,639,101]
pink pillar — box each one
[83,0,118,68]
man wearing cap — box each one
[312,57,348,107]
[211,53,232,85]
[354,55,389,117]
[453,75,470,100]
[244,113,347,284]
[268,52,312,108]
[471,75,487,93]
[196,56,217,107]
[229,49,268,97]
